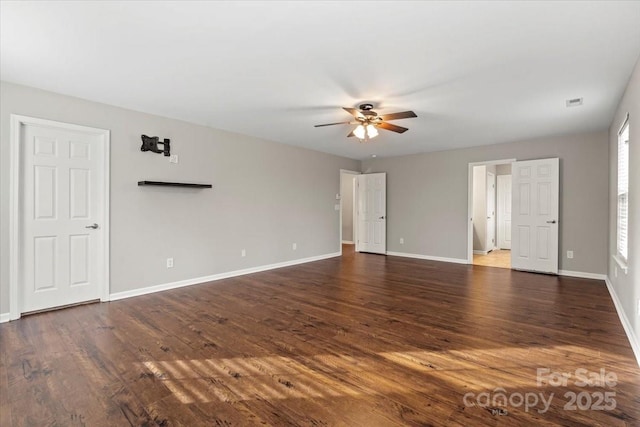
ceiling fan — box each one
[314,103,417,141]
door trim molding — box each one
[467,159,516,264]
[9,115,111,321]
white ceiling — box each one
[2,1,639,160]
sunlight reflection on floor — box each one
[141,345,633,404]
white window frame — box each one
[615,113,629,272]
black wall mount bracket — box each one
[141,135,170,156]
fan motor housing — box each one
[359,104,377,118]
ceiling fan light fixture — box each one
[314,104,416,141]
[366,124,378,138]
[353,124,379,141]
[353,124,366,139]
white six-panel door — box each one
[20,122,106,313]
[511,158,559,274]
[497,174,512,250]
[356,173,386,254]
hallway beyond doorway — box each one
[473,249,511,269]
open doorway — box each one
[468,160,514,268]
[340,170,359,255]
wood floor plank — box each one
[1,245,638,426]
[0,344,11,427]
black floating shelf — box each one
[138,181,212,188]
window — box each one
[617,114,629,262]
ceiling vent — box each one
[566,97,583,107]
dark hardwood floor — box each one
[1,245,639,426]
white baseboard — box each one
[605,277,640,367]
[558,270,607,280]
[473,250,489,255]
[387,251,468,265]
[109,252,341,301]
[387,252,609,277]
[341,240,354,244]
[0,313,10,323]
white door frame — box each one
[9,115,111,320]
[339,169,360,254]
[467,158,516,264]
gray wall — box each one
[340,173,355,242]
[608,56,640,341]
[0,81,359,314]
[362,130,609,273]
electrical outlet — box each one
[166,258,174,268]
[241,249,246,257]
[566,250,574,259]
[292,243,297,250]
[169,154,179,164]
[334,204,340,211]
[400,238,404,244]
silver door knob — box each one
[85,223,99,229]
[546,220,557,224]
